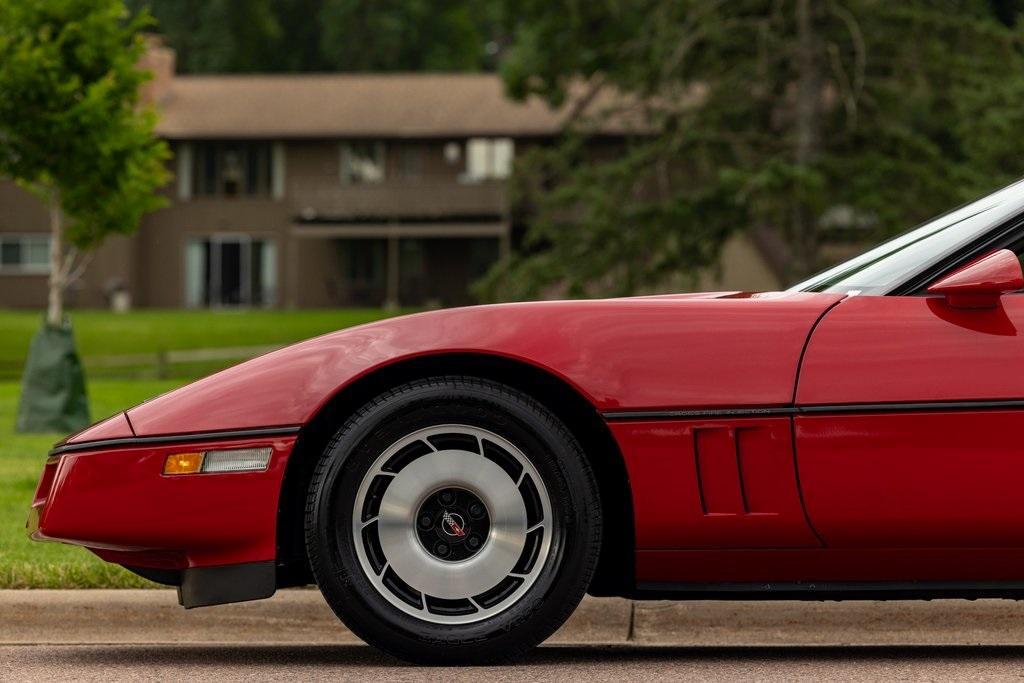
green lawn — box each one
[0,308,398,379]
[0,379,184,588]
[0,307,400,587]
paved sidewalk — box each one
[6,590,1024,646]
[10,592,1024,681]
[8,643,1024,682]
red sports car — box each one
[28,180,1024,663]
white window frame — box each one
[188,142,277,198]
[0,234,51,275]
[184,234,277,308]
[180,141,284,202]
[462,137,514,182]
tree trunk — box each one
[18,188,90,433]
[47,193,63,328]
[793,0,822,277]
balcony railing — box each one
[288,180,508,219]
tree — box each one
[128,0,503,73]
[124,0,286,73]
[478,1,1024,300]
[318,0,499,71]
[0,0,169,431]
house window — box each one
[397,145,423,179]
[185,236,277,307]
[464,138,514,181]
[341,142,386,184]
[346,239,385,288]
[0,234,50,274]
[191,142,273,197]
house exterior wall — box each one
[288,236,341,308]
[697,233,786,293]
[133,196,292,308]
[0,182,50,309]
[286,139,507,219]
[0,136,784,310]
[0,182,137,309]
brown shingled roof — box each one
[154,73,614,139]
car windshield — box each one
[790,179,1024,295]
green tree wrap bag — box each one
[16,323,90,434]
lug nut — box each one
[418,515,433,529]
[436,543,450,557]
[468,536,481,549]
[439,491,455,505]
[469,503,484,518]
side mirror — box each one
[928,249,1023,309]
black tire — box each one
[304,376,602,664]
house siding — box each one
[0,80,784,310]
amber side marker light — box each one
[163,447,272,475]
[164,452,203,475]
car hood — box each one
[65,290,844,443]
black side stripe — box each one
[603,398,1024,421]
[604,407,797,420]
[49,426,302,456]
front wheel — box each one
[304,377,602,664]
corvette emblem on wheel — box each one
[441,510,467,537]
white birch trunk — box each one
[47,192,64,327]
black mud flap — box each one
[178,561,277,608]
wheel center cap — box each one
[416,486,490,562]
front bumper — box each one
[25,503,41,538]
[29,433,297,606]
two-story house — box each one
[0,42,783,310]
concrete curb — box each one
[6,590,1024,646]
[0,591,631,645]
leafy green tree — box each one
[125,0,285,73]
[479,0,1024,300]
[130,0,503,73]
[318,0,497,71]
[0,0,169,431]
[991,0,1024,25]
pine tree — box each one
[478,0,1024,299]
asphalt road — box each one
[8,591,1024,680]
[6,643,1024,681]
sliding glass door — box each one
[185,235,277,307]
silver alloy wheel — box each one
[352,424,553,624]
